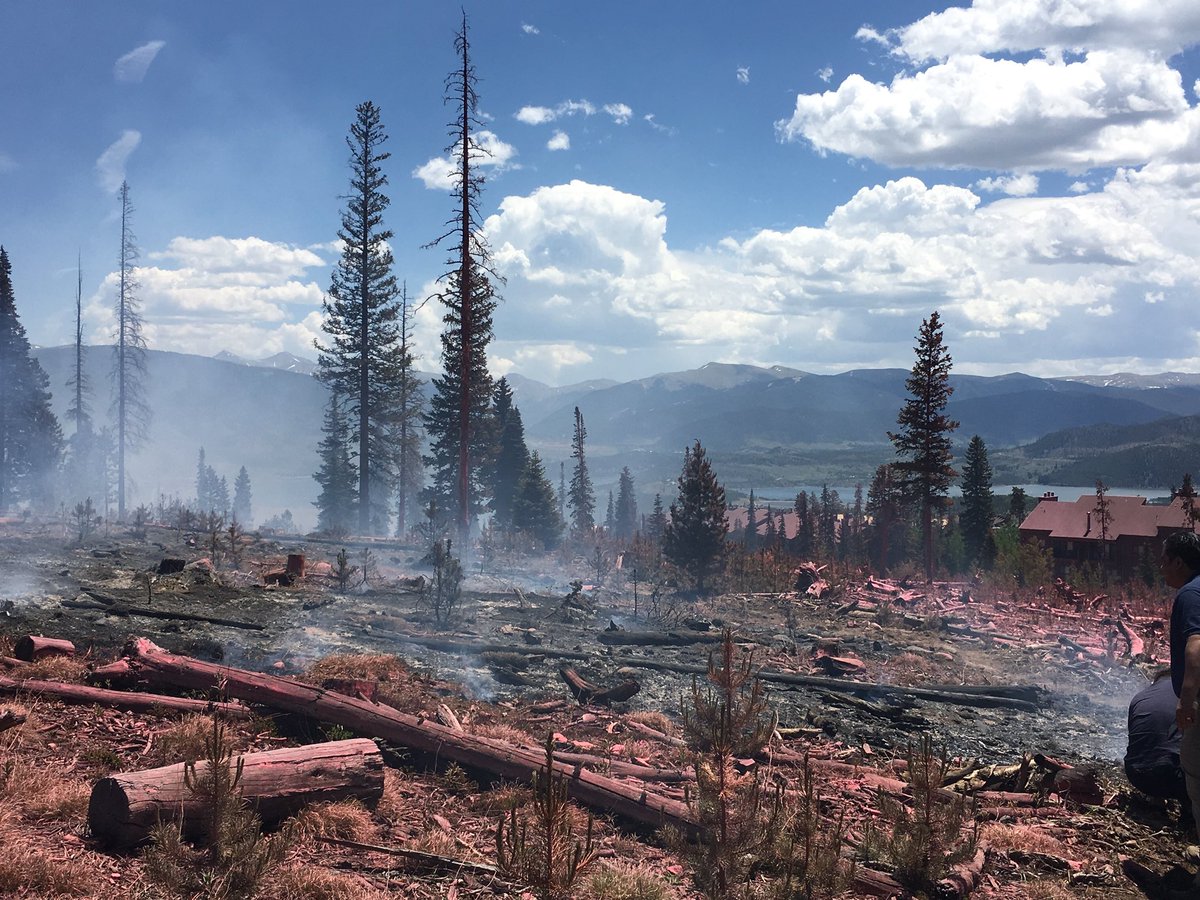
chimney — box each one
[1085,511,1091,536]
[1042,491,1058,502]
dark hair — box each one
[1164,531,1200,573]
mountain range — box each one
[30,347,1200,530]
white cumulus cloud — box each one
[114,40,166,83]
[975,173,1039,196]
[736,67,750,85]
[96,130,141,192]
[817,66,833,83]
[413,130,519,190]
[521,23,540,35]
[547,130,570,151]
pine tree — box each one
[568,407,595,534]
[512,451,564,549]
[393,282,424,537]
[111,181,150,520]
[663,440,728,594]
[1094,478,1113,573]
[424,12,502,542]
[865,463,903,572]
[648,493,667,542]
[64,252,100,504]
[488,377,528,530]
[559,461,566,520]
[1008,487,1029,524]
[959,435,994,568]
[0,247,62,511]
[744,488,757,549]
[196,448,212,512]
[889,311,958,582]
[314,395,358,534]
[316,100,404,536]
[818,484,841,560]
[605,490,615,532]
[614,467,638,539]
[792,492,813,558]
[232,466,252,526]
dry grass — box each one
[979,823,1072,856]
[290,800,378,846]
[469,782,532,816]
[626,710,676,735]
[407,826,459,857]
[23,655,91,683]
[0,754,91,822]
[257,863,387,900]
[581,860,672,900]
[306,653,409,684]
[373,768,409,823]
[0,840,98,896]
[474,721,534,747]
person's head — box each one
[1162,531,1200,587]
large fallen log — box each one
[121,638,695,836]
[597,630,725,647]
[89,737,383,848]
[613,657,1043,711]
[0,674,252,718]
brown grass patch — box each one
[23,655,90,683]
[0,756,91,822]
[581,860,672,900]
[469,782,532,816]
[407,827,458,858]
[306,653,408,684]
[290,800,378,846]
[373,768,409,824]
[473,722,534,747]
[980,823,1071,856]
[258,862,386,900]
[626,711,676,735]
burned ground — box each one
[0,520,1193,898]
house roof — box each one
[726,507,799,540]
[1019,493,1193,541]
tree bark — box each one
[122,638,695,836]
[14,636,76,661]
[0,674,251,718]
[89,738,383,849]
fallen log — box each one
[0,674,252,719]
[559,667,640,705]
[612,658,1042,711]
[85,658,144,688]
[935,847,986,899]
[1115,619,1145,659]
[625,719,687,748]
[14,636,76,662]
[597,630,725,647]
[89,737,383,849]
[0,656,28,670]
[314,835,505,881]
[62,598,265,631]
[122,638,696,836]
[367,628,592,663]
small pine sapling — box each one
[420,538,463,626]
[495,733,598,898]
[679,629,779,899]
[768,751,853,899]
[334,549,357,592]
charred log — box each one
[0,674,251,718]
[14,636,76,662]
[559,667,641,705]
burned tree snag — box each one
[559,666,640,706]
[89,738,384,849]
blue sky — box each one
[3,0,1200,385]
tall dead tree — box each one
[393,282,424,537]
[424,11,502,545]
[111,181,149,521]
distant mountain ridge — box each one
[30,347,1200,527]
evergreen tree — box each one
[817,484,841,560]
[316,100,404,536]
[888,311,958,582]
[216,475,230,517]
[0,247,62,511]
[559,461,566,520]
[792,492,813,558]
[648,492,667,542]
[424,12,502,542]
[111,181,150,520]
[568,406,595,533]
[605,489,615,532]
[744,488,757,549]
[614,466,638,539]
[865,463,902,572]
[663,440,728,594]
[314,395,358,534]
[959,435,994,567]
[1094,478,1113,573]
[488,377,528,530]
[1176,473,1198,531]
[195,448,213,512]
[1008,487,1029,524]
[232,466,252,525]
[393,282,424,537]
[511,450,563,549]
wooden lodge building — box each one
[1018,491,1196,577]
